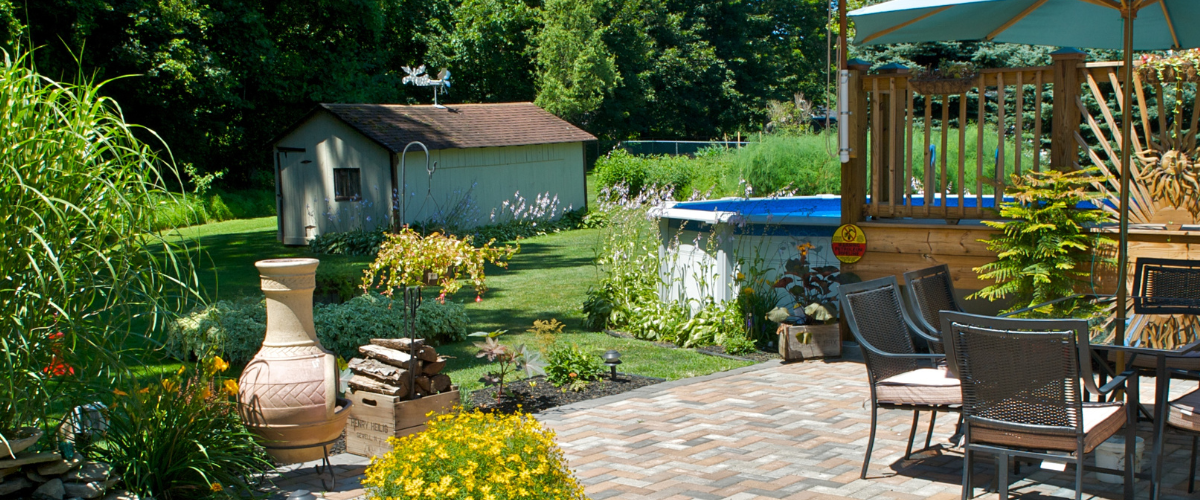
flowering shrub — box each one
[363,228,518,297]
[99,356,271,499]
[363,409,586,500]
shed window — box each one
[334,168,361,201]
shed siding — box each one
[276,112,392,244]
[396,142,585,226]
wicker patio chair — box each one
[840,276,961,479]
[903,264,965,354]
[939,311,1138,500]
[1105,258,1200,375]
[1165,389,1200,493]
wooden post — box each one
[876,63,909,211]
[1050,48,1086,171]
[842,59,871,226]
[841,59,870,344]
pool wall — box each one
[653,196,843,311]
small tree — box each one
[970,168,1114,316]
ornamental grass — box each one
[363,409,586,500]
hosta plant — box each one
[363,409,586,500]
[545,344,603,391]
[970,168,1114,316]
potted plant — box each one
[909,60,977,95]
[1137,49,1200,85]
[768,242,844,361]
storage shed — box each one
[271,102,595,245]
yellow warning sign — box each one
[832,224,866,264]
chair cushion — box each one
[1105,350,1200,371]
[876,368,961,406]
[1167,390,1200,433]
[971,402,1125,453]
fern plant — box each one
[970,168,1114,317]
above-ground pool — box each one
[653,194,1004,319]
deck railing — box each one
[843,50,1131,223]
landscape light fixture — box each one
[603,350,622,380]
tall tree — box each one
[422,0,539,103]
[533,0,619,126]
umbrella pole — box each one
[1115,3,1135,342]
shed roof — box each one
[281,102,595,152]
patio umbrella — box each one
[847,0,1200,340]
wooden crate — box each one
[345,387,459,458]
[778,324,841,361]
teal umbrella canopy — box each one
[851,0,1200,50]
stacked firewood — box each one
[346,338,452,399]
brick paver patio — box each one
[269,354,1198,499]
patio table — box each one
[1004,294,1200,500]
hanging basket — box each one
[1137,62,1200,85]
[909,77,975,95]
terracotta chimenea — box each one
[239,258,351,463]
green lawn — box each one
[164,214,752,402]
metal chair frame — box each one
[940,311,1139,500]
[840,276,961,479]
[903,264,966,353]
[1133,257,1200,315]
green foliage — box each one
[309,228,389,256]
[165,298,267,365]
[533,0,619,124]
[470,330,545,403]
[149,189,277,230]
[593,149,703,196]
[315,293,416,360]
[969,169,1115,316]
[422,0,538,103]
[416,300,471,344]
[0,48,201,435]
[544,344,603,390]
[731,135,841,196]
[594,135,842,198]
[314,263,369,303]
[586,185,750,349]
[99,359,271,500]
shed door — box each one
[279,149,312,245]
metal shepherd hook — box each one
[398,141,431,226]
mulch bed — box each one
[469,374,664,414]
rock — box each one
[38,455,84,476]
[0,466,19,478]
[0,477,32,496]
[63,481,105,499]
[33,478,65,500]
[27,468,50,482]
[64,462,110,483]
[0,451,61,468]
[102,490,139,500]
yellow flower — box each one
[209,483,223,492]
[200,387,213,400]
[736,272,745,280]
[212,356,230,373]
[177,366,186,376]
[742,287,754,295]
[112,388,128,397]
[223,379,239,397]
[137,386,150,395]
[162,379,179,393]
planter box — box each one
[345,388,459,458]
[778,323,841,361]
